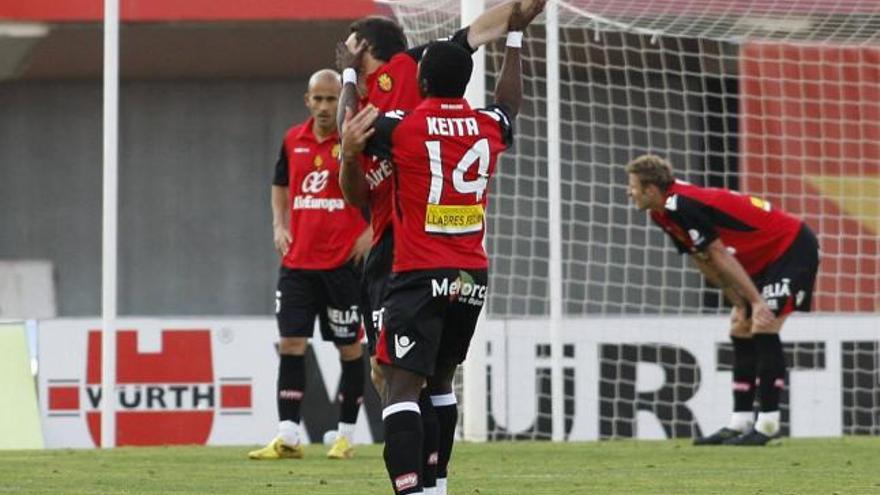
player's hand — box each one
[336,39,368,73]
[348,226,372,264]
[508,0,547,32]
[729,305,750,336]
[273,226,292,257]
[341,105,378,159]
[749,299,775,331]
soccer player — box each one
[337,0,545,380]
[337,3,544,493]
[248,69,371,461]
[625,154,820,446]
[341,10,533,492]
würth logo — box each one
[46,329,253,446]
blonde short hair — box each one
[625,154,675,191]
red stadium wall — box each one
[740,43,880,312]
[0,0,376,21]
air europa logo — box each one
[46,329,252,446]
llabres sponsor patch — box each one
[424,204,484,234]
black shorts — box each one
[275,262,363,344]
[751,224,820,317]
[375,268,488,377]
[361,229,393,355]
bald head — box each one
[308,69,341,92]
[304,69,342,137]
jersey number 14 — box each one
[422,139,490,235]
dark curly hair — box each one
[349,16,408,63]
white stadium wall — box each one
[36,316,878,447]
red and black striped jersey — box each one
[364,98,513,272]
[650,180,803,275]
[273,118,367,269]
[359,28,474,247]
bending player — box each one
[249,69,371,461]
[337,2,544,493]
[625,154,820,446]
[341,8,534,492]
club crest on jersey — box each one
[331,143,341,159]
[749,196,772,211]
[378,73,393,92]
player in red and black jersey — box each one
[336,0,544,364]
[626,154,820,446]
[248,69,371,462]
[341,5,537,489]
[336,4,543,493]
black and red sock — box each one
[338,355,365,425]
[731,336,757,414]
[754,333,786,412]
[278,354,305,422]
[419,389,438,491]
[431,393,458,484]
[383,402,423,495]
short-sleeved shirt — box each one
[364,97,514,272]
[360,28,474,247]
[650,180,803,275]
[273,118,367,270]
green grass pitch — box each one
[1,438,878,494]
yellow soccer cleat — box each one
[326,435,354,459]
[247,437,304,460]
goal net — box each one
[382,0,880,440]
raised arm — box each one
[493,1,545,119]
[493,40,522,119]
[337,79,360,135]
[339,106,380,207]
[467,0,546,48]
[336,40,367,133]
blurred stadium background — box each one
[0,0,877,451]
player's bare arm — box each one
[691,254,752,336]
[339,106,379,207]
[271,185,291,256]
[492,0,544,119]
[335,39,368,133]
[701,239,775,330]
[467,0,547,48]
[691,253,747,308]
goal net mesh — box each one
[382,0,880,439]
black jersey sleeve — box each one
[654,219,691,254]
[403,27,475,62]
[664,194,719,251]
[364,111,406,161]
[272,145,289,186]
[478,104,514,148]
